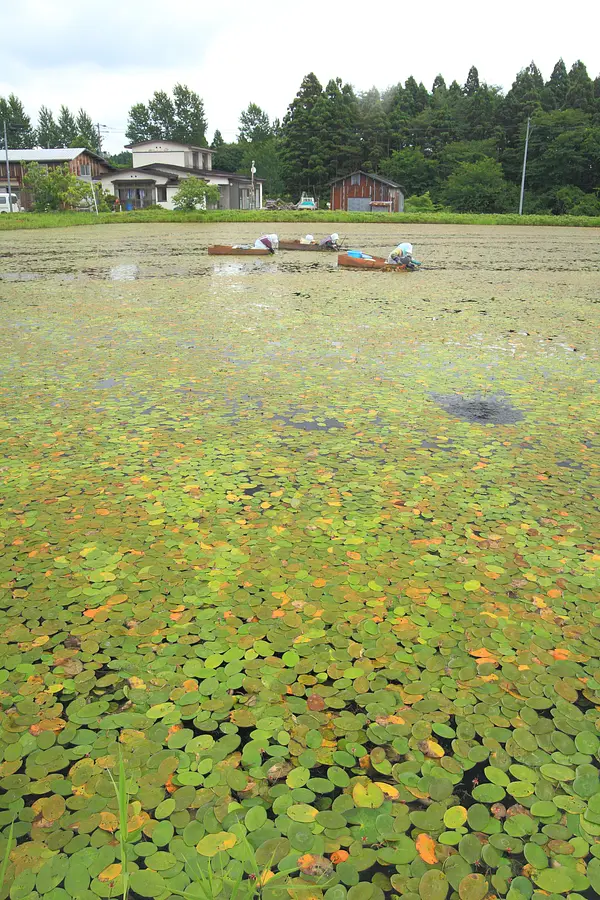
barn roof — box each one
[330,170,402,189]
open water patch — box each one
[431,392,523,425]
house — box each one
[330,170,404,213]
[0,148,113,209]
[95,140,263,210]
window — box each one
[156,186,167,203]
[79,164,91,177]
[351,173,360,185]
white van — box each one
[0,193,23,213]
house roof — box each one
[330,169,403,189]
[140,163,266,182]
[125,139,213,153]
[6,147,113,167]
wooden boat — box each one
[279,240,337,251]
[208,245,271,256]
[337,253,411,271]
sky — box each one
[1,0,599,155]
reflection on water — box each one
[109,264,138,281]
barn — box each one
[330,170,404,213]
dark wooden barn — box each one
[330,170,404,213]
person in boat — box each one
[254,233,279,253]
[318,232,340,250]
[299,234,315,245]
[387,241,419,269]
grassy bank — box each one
[1,208,600,230]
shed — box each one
[330,170,404,213]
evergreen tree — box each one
[464,66,480,96]
[172,84,207,145]
[36,106,61,148]
[211,129,224,149]
[542,59,570,111]
[0,95,35,148]
[58,106,79,147]
[432,75,447,95]
[238,103,272,143]
[357,88,389,170]
[565,61,594,112]
[74,110,100,152]
[280,73,323,197]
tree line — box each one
[0,97,102,154]
[126,61,599,215]
[3,59,599,214]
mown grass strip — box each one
[1,209,599,230]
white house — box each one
[95,140,263,210]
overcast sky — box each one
[2,0,599,154]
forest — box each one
[2,59,599,215]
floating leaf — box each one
[352,782,384,809]
[196,831,237,857]
[416,833,437,864]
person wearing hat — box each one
[387,241,419,269]
[254,233,279,253]
[319,232,340,250]
[300,234,315,244]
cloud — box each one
[1,0,599,154]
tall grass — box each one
[0,209,599,231]
[0,817,15,895]
[107,751,130,900]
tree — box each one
[148,90,176,140]
[108,151,133,168]
[443,157,516,212]
[213,142,245,172]
[126,85,207,145]
[238,138,284,197]
[380,147,438,195]
[36,106,61,148]
[172,84,207,145]
[542,59,570,111]
[23,162,91,211]
[239,103,272,143]
[357,88,389,170]
[211,130,224,149]
[464,66,480,96]
[58,106,78,147]
[309,78,361,191]
[172,177,220,210]
[126,103,153,144]
[565,61,594,112]
[74,109,100,153]
[0,95,35,148]
[280,73,323,197]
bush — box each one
[443,157,517,213]
[23,162,92,212]
[404,192,444,212]
[172,177,221,211]
[552,185,600,216]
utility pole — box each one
[3,121,13,213]
[250,159,256,210]
[519,117,531,216]
[96,123,107,152]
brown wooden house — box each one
[330,170,404,213]
[0,148,113,209]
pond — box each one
[0,222,599,899]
